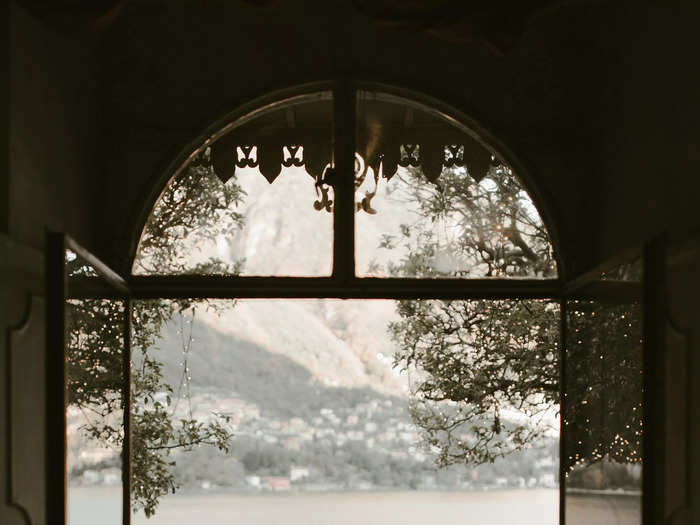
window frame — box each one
[126,80,562,298]
[127,79,565,285]
[47,233,133,525]
[52,80,663,525]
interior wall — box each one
[8,1,99,251]
[597,5,700,263]
[595,8,700,517]
[2,3,100,525]
[1,0,8,234]
[0,235,45,525]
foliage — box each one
[384,163,559,466]
[383,164,556,278]
[129,301,233,517]
[391,298,559,466]
[66,149,241,517]
[388,162,642,477]
[133,148,245,275]
[227,434,556,491]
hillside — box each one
[149,300,408,420]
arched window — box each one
[54,82,644,525]
[133,91,335,277]
[133,88,557,281]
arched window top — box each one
[354,91,557,279]
[133,91,334,277]
[133,86,557,279]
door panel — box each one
[46,233,131,525]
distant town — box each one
[69,390,558,494]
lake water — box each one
[71,488,559,525]
[68,487,639,525]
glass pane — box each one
[66,250,125,525]
[131,298,558,524]
[564,260,643,525]
[133,91,333,277]
[355,91,556,279]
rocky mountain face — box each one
[151,299,409,416]
[157,163,421,404]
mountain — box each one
[148,298,410,420]
[149,300,405,418]
[178,162,425,277]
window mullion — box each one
[332,78,356,282]
[122,298,133,525]
[559,298,567,525]
[46,231,68,525]
[120,276,561,300]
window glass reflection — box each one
[564,261,643,525]
[65,249,126,525]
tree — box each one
[391,298,559,467]
[380,163,558,466]
[67,148,242,517]
[382,163,556,279]
[133,148,245,276]
[387,162,642,473]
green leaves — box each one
[386,162,560,467]
[67,299,234,518]
[134,148,246,275]
[129,301,234,517]
[384,165,556,278]
[379,234,396,249]
[392,299,559,468]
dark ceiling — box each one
[18,0,562,54]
